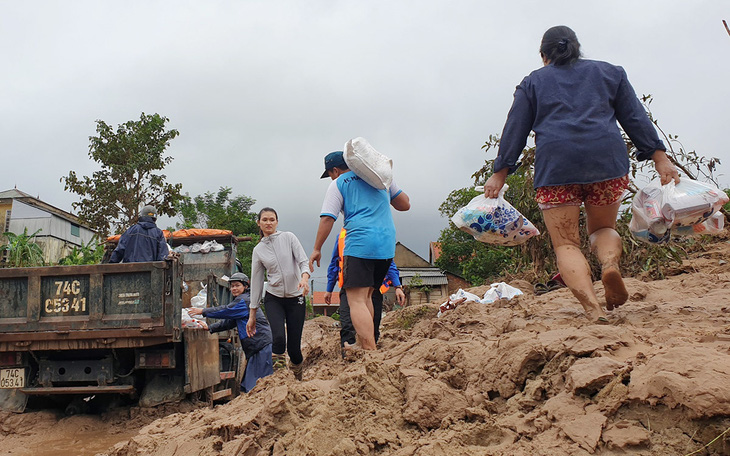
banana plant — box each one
[1,228,45,267]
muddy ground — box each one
[2,239,730,455]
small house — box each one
[393,242,448,306]
[0,189,97,265]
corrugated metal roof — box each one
[397,267,448,286]
[0,189,32,199]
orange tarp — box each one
[107,228,233,243]
[107,230,173,242]
[171,229,233,237]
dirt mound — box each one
[96,239,730,456]
[6,242,730,455]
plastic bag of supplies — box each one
[451,184,540,246]
[630,178,728,244]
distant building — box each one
[394,242,448,305]
[311,291,340,317]
[0,189,97,265]
[428,241,471,293]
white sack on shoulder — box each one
[343,137,393,190]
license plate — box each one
[0,368,25,389]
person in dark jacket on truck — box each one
[188,272,273,393]
[110,205,169,263]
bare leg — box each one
[345,286,377,350]
[586,202,628,310]
[542,205,607,322]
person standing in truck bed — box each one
[109,205,169,263]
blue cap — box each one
[320,151,346,178]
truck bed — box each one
[0,260,182,351]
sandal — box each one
[595,316,610,325]
[551,272,566,287]
[534,279,565,296]
[534,283,550,295]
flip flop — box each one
[534,283,550,295]
[545,279,564,291]
[595,316,610,325]
[551,272,566,287]
[534,280,564,296]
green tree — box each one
[1,228,45,267]
[176,187,260,276]
[62,113,183,237]
[58,236,105,266]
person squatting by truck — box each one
[188,272,273,393]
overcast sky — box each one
[2,1,728,289]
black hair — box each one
[257,207,278,237]
[540,25,581,66]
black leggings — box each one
[264,292,305,365]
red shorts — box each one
[535,175,629,210]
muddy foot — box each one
[343,342,364,362]
[602,267,628,310]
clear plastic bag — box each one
[451,184,540,246]
[672,212,725,236]
[630,178,728,243]
[182,308,206,328]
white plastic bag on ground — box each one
[343,137,393,190]
[438,284,523,317]
[437,288,481,317]
[451,184,540,246]
[630,178,728,244]
[482,282,524,304]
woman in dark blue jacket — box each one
[484,26,679,324]
[189,273,273,393]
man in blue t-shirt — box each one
[309,151,409,350]
[324,228,406,356]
